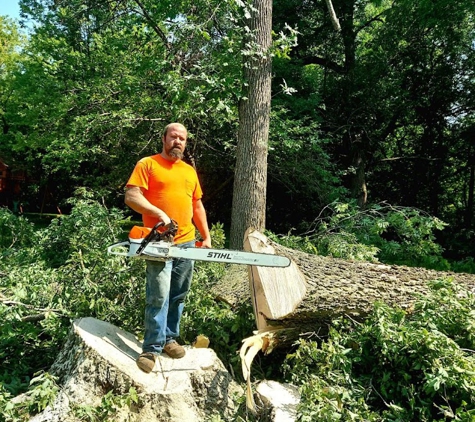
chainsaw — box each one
[107,221,290,268]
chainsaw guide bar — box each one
[107,222,291,268]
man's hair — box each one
[163,123,187,138]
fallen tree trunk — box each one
[214,230,475,345]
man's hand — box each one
[157,210,171,225]
[200,238,212,248]
[195,238,212,248]
[192,199,211,249]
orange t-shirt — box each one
[126,154,203,244]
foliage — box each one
[0,304,65,397]
[266,105,346,232]
[0,372,59,422]
[71,387,139,422]
[451,258,475,275]
[284,280,475,421]
[2,0,244,208]
[0,16,27,142]
[271,0,475,260]
[272,201,453,270]
[182,285,255,378]
[0,192,145,402]
[35,190,124,267]
[0,208,35,249]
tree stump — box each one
[30,317,242,422]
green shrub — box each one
[36,192,125,268]
[451,257,475,274]
[71,387,139,422]
[284,280,475,421]
[0,208,35,250]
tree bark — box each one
[229,0,272,249]
[266,243,475,329]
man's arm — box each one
[124,186,171,224]
[193,199,212,248]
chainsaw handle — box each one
[136,221,164,254]
[161,219,178,242]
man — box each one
[125,123,211,373]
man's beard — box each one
[167,146,184,160]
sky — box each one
[0,0,21,20]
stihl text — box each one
[207,252,232,259]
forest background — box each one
[0,0,474,264]
[1,0,475,421]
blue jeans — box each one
[142,241,195,354]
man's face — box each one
[162,124,187,160]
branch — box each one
[123,118,164,122]
[132,0,170,50]
[1,298,69,321]
[355,13,385,36]
[301,56,345,74]
[21,314,49,323]
[380,156,441,162]
[325,0,341,32]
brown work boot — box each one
[163,341,186,359]
[136,352,157,373]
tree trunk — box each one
[214,231,475,347]
[466,145,474,229]
[351,147,368,208]
[229,0,272,250]
[334,0,369,207]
